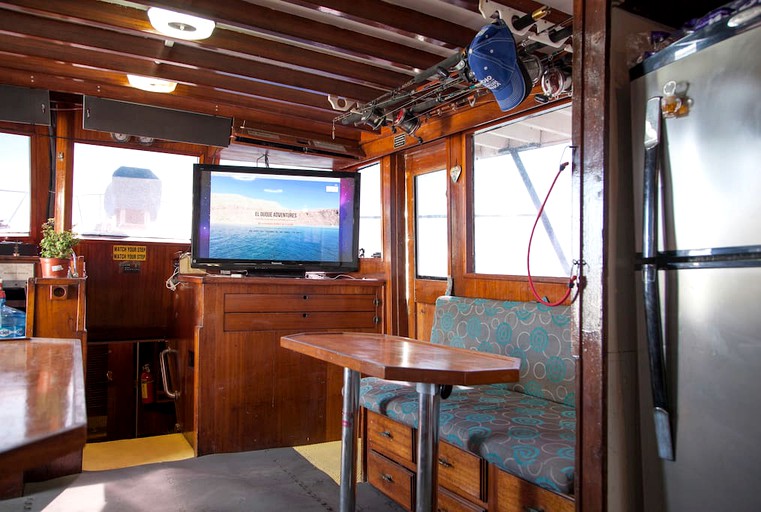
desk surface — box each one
[281,332,521,385]
[0,338,87,474]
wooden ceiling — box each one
[0,0,573,166]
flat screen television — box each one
[191,164,361,276]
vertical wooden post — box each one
[53,110,74,231]
[573,0,610,511]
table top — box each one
[281,332,521,386]
[0,338,87,474]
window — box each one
[358,162,382,258]
[72,143,197,241]
[0,132,32,236]
[415,169,448,278]
[472,105,573,277]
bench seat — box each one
[360,378,576,494]
[360,296,576,508]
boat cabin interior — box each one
[0,0,743,511]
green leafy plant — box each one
[39,218,80,259]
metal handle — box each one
[380,430,393,438]
[381,473,394,483]
[160,348,180,399]
[524,507,545,512]
[437,457,452,468]
[641,97,674,461]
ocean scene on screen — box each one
[207,172,341,261]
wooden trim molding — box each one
[574,0,610,510]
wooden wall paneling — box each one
[76,240,188,340]
[382,153,409,337]
[31,123,52,242]
[403,140,448,339]
[53,111,74,231]
[574,0,609,510]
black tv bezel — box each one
[190,163,361,275]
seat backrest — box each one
[430,296,574,406]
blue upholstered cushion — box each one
[360,377,575,494]
[430,297,574,407]
[359,297,575,496]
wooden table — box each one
[280,332,521,512]
[0,338,87,496]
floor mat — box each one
[0,447,401,512]
[83,434,194,471]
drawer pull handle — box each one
[303,295,309,300]
[380,430,393,438]
[437,457,452,468]
[381,473,394,483]
[302,313,309,318]
[524,507,545,512]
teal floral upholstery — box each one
[430,296,574,407]
[359,297,575,496]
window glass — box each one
[358,162,382,258]
[472,105,573,277]
[0,132,31,236]
[72,143,197,241]
[415,169,447,278]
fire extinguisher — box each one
[140,364,154,404]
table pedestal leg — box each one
[340,368,360,512]
[416,382,441,512]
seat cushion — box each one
[430,296,574,407]
[359,377,575,494]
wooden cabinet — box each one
[171,275,384,456]
[364,409,574,512]
[492,467,574,512]
[22,277,87,482]
[86,339,177,441]
[365,410,488,512]
[25,277,87,357]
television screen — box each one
[191,164,360,275]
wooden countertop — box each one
[0,338,87,475]
[280,332,521,386]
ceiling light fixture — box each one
[127,74,178,93]
[147,7,215,41]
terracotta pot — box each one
[40,257,71,278]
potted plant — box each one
[39,218,80,278]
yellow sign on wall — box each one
[113,245,147,261]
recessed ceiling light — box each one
[147,7,215,41]
[127,74,178,93]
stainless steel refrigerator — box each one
[630,5,761,511]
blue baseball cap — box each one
[467,20,531,112]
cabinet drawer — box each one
[225,311,377,331]
[438,442,484,503]
[367,410,414,463]
[225,293,377,313]
[494,467,574,512]
[368,450,414,511]
[438,487,485,512]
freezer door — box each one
[631,24,761,253]
[636,266,761,511]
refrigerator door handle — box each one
[642,96,674,460]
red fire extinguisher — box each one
[140,364,154,404]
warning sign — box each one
[113,245,147,261]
